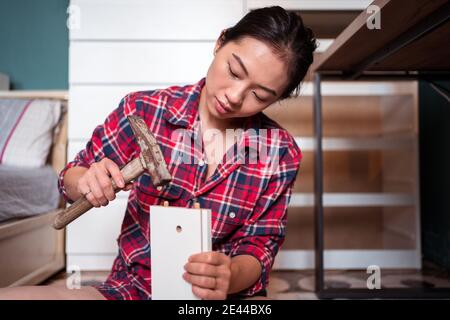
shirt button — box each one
[156,186,163,191]
[198,159,205,166]
[229,212,236,219]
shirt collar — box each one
[163,78,205,130]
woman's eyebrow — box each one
[232,53,278,96]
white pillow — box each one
[0,99,61,168]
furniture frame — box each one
[312,0,450,299]
[0,91,68,287]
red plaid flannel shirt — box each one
[58,78,301,298]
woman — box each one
[0,6,316,300]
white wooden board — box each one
[150,205,211,300]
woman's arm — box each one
[225,143,302,297]
[63,166,88,202]
[57,93,139,204]
[228,254,262,294]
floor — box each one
[43,262,450,299]
[267,267,450,299]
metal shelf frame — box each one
[313,70,450,299]
[313,0,450,299]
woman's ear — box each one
[213,41,221,56]
[219,29,227,41]
[214,29,228,55]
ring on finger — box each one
[83,190,92,197]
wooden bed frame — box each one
[0,91,68,287]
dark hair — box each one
[219,6,317,99]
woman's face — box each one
[202,36,289,122]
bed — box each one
[0,91,67,287]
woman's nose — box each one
[226,86,245,107]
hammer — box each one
[53,115,172,230]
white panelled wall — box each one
[67,0,245,270]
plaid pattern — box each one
[58,78,301,300]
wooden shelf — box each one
[289,193,416,207]
[282,198,421,268]
[294,81,417,96]
[282,207,418,251]
[274,250,420,269]
[294,10,360,38]
[264,88,418,137]
[313,0,450,75]
[0,90,68,100]
[295,134,415,151]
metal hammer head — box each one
[127,115,172,187]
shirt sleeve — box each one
[57,93,141,204]
[228,142,302,297]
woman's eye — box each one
[253,92,266,102]
[228,63,238,78]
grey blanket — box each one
[0,165,60,222]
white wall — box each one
[67,0,245,270]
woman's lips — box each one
[215,97,232,114]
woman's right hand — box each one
[76,158,133,207]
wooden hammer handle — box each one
[53,157,145,229]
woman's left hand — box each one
[183,251,232,300]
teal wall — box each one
[0,0,69,89]
[419,81,450,271]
